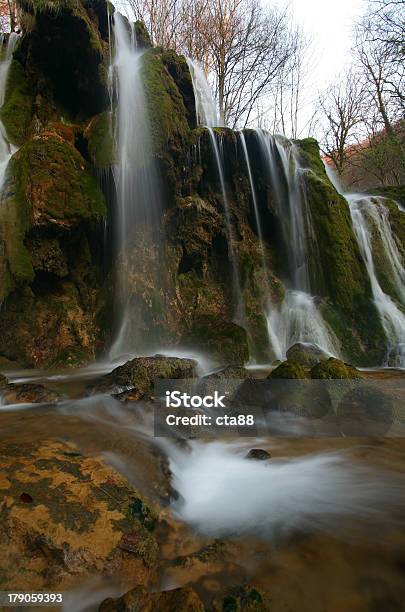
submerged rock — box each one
[310,358,362,380]
[1,383,60,404]
[0,439,158,591]
[212,585,270,612]
[286,342,329,366]
[246,449,271,461]
[95,355,197,399]
[99,585,204,612]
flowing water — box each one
[349,196,405,368]
[185,58,221,127]
[325,165,405,368]
[0,33,18,190]
[110,14,164,360]
[253,130,339,359]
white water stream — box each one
[0,33,18,190]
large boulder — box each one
[310,357,362,380]
[95,355,197,399]
[0,439,158,591]
[269,360,307,380]
[286,342,329,366]
[183,316,250,366]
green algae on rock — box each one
[311,357,362,380]
[270,360,307,380]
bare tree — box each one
[319,70,365,175]
[122,0,304,129]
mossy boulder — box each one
[0,283,101,368]
[95,355,197,398]
[16,0,109,118]
[270,360,307,379]
[286,342,329,366]
[0,438,158,591]
[84,110,115,168]
[99,585,204,612]
[184,316,250,366]
[13,131,105,227]
[0,58,34,145]
[142,49,190,154]
[311,357,362,380]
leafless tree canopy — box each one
[124,0,306,129]
[319,0,404,187]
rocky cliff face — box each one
[0,0,400,368]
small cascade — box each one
[349,195,405,368]
[326,164,405,368]
[185,58,221,127]
[254,130,338,359]
[207,127,245,328]
[110,14,164,360]
[239,131,279,359]
[0,33,18,190]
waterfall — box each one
[0,33,18,190]
[349,196,405,368]
[326,164,405,368]
[254,130,339,359]
[185,58,221,127]
[239,131,280,359]
[110,14,164,360]
[207,127,245,328]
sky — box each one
[271,0,366,135]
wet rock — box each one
[95,355,197,399]
[211,584,270,611]
[269,360,307,379]
[286,342,329,366]
[0,439,158,591]
[1,383,60,404]
[183,316,250,366]
[203,365,251,380]
[0,373,8,388]
[311,357,362,379]
[246,449,271,461]
[99,585,204,612]
[337,384,394,436]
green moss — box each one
[84,110,115,168]
[142,50,190,153]
[270,360,307,379]
[185,316,249,365]
[0,60,33,146]
[311,357,362,380]
[14,133,106,223]
[371,185,405,209]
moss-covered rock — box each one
[0,59,34,145]
[311,357,362,380]
[13,131,106,227]
[16,0,109,118]
[0,438,158,591]
[270,360,307,379]
[84,110,115,168]
[286,342,329,366]
[184,316,250,366]
[142,49,190,153]
[95,355,197,398]
[99,585,204,612]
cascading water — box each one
[0,33,18,190]
[186,58,248,340]
[185,58,221,127]
[325,164,405,368]
[349,196,405,367]
[254,130,339,359]
[110,14,165,360]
